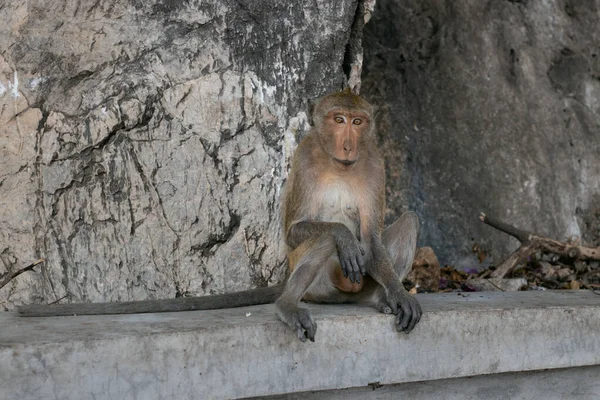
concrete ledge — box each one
[265,365,600,399]
[1,291,599,399]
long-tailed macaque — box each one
[274,89,421,341]
[18,90,421,342]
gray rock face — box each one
[0,0,361,307]
[363,0,600,268]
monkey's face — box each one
[317,109,371,166]
[312,90,375,167]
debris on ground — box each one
[406,248,600,293]
[407,246,440,292]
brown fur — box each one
[276,90,422,342]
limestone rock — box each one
[0,0,360,308]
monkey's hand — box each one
[275,301,317,342]
[381,283,422,333]
[334,225,367,284]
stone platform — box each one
[1,291,599,399]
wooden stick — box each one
[480,213,600,279]
[0,259,45,290]
[479,213,532,243]
[490,245,534,279]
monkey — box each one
[273,88,421,342]
[17,89,421,343]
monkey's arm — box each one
[18,284,284,317]
[287,221,347,248]
[368,235,422,333]
[288,221,366,283]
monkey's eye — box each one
[334,117,345,124]
[352,118,362,125]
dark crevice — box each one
[247,229,270,288]
[66,70,94,88]
[33,108,56,297]
[53,120,125,163]
[508,48,518,82]
[342,0,366,91]
[199,137,222,171]
[190,212,241,258]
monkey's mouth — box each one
[334,158,357,166]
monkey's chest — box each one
[317,183,360,238]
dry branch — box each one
[0,259,45,290]
[480,213,600,278]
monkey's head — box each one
[312,89,375,166]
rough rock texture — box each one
[0,0,361,308]
[363,0,600,268]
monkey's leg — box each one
[382,211,419,281]
[371,211,419,316]
[364,212,421,333]
[275,235,336,342]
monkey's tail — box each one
[17,284,286,317]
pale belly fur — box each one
[318,180,360,240]
[306,179,364,297]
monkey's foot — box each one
[275,303,317,342]
[381,285,422,334]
